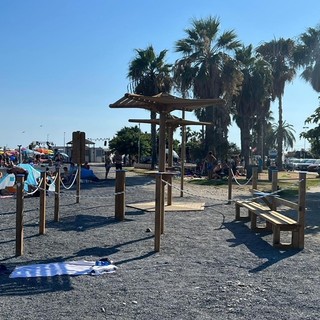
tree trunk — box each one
[239,118,251,176]
[277,96,283,170]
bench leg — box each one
[266,221,272,231]
[250,211,257,230]
[272,225,280,246]
[235,204,240,220]
[292,229,299,248]
[292,226,304,249]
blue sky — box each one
[1,0,319,151]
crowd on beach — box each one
[0,148,125,189]
[202,151,246,180]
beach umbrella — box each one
[166,149,179,159]
[22,149,35,156]
[59,152,69,158]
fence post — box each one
[54,169,60,222]
[16,174,24,256]
[271,170,278,210]
[252,166,258,190]
[76,164,81,203]
[154,173,163,252]
[39,171,46,235]
[228,167,232,204]
[298,172,306,249]
[115,170,126,221]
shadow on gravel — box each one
[47,214,118,232]
[0,273,73,296]
[0,235,155,297]
[224,221,300,273]
[76,174,154,190]
[71,235,155,264]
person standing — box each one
[104,151,112,179]
[113,151,123,170]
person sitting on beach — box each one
[205,151,217,179]
[6,166,29,181]
[212,161,229,180]
[61,166,72,184]
[81,161,90,170]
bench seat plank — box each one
[235,200,269,220]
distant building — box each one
[56,139,106,163]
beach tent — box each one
[80,168,99,181]
[0,173,15,190]
[0,164,55,192]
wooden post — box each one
[154,173,163,252]
[180,111,186,198]
[54,169,60,222]
[115,170,125,221]
[297,172,306,249]
[160,174,168,235]
[39,171,46,235]
[271,169,278,210]
[16,174,24,256]
[158,112,167,173]
[76,164,81,203]
[228,167,232,204]
[252,166,258,190]
[167,126,173,206]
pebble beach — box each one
[1,164,320,320]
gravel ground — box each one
[1,165,320,320]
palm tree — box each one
[271,121,296,150]
[257,38,296,169]
[300,97,320,157]
[294,26,320,92]
[174,16,243,158]
[128,45,172,169]
[233,44,273,170]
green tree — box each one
[233,44,273,169]
[257,38,296,169]
[174,16,243,158]
[271,121,296,150]
[300,97,320,157]
[108,126,151,160]
[128,45,172,168]
[294,26,320,92]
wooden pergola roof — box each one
[66,139,95,145]
[109,92,225,113]
[128,116,211,127]
[109,92,225,252]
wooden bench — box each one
[235,198,302,249]
[234,169,306,249]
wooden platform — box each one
[126,200,205,212]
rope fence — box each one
[3,164,307,255]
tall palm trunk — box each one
[242,127,251,175]
[258,118,265,168]
[277,96,283,170]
